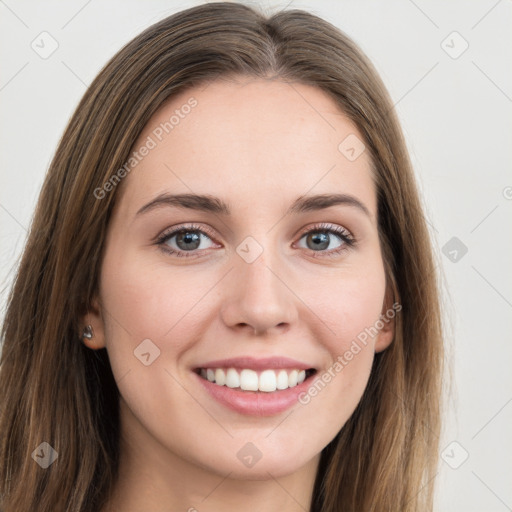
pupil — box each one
[177,231,200,250]
[308,232,329,250]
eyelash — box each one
[155,222,356,259]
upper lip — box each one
[194,356,315,371]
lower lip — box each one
[194,371,316,416]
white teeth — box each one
[276,370,289,390]
[215,368,226,386]
[240,369,259,391]
[199,367,312,391]
[259,369,277,392]
[225,368,240,388]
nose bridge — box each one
[239,250,282,303]
[220,239,298,335]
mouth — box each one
[194,367,318,393]
[192,356,319,416]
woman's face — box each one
[86,77,394,480]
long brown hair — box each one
[0,3,443,510]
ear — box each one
[79,296,106,350]
[374,285,398,353]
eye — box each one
[155,222,355,259]
[156,223,218,258]
[295,223,355,256]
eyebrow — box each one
[135,192,371,218]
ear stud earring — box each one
[82,325,94,340]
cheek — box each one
[99,249,223,370]
[285,260,386,441]
[307,261,387,354]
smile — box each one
[193,356,319,416]
[196,367,316,392]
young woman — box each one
[0,3,443,511]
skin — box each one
[83,77,394,512]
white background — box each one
[1,1,511,510]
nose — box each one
[220,250,298,337]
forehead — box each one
[116,77,376,218]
